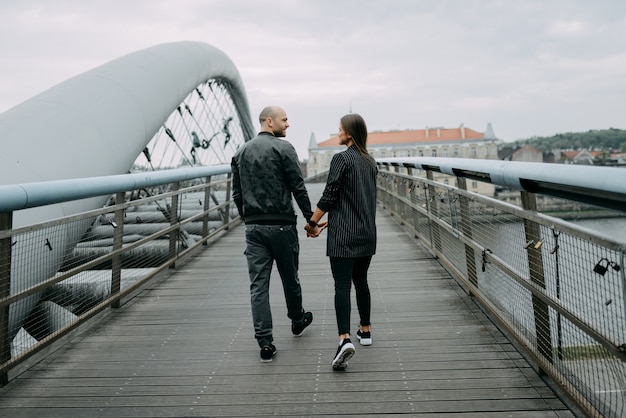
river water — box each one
[571,217,626,246]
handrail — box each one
[0,165,231,212]
[377,157,626,211]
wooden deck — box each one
[0,184,575,417]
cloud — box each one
[2,0,626,159]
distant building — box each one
[539,149,626,166]
[499,144,543,163]
[559,149,594,165]
[307,123,499,196]
[605,152,626,166]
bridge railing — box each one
[2,157,625,416]
[0,165,239,384]
[376,157,626,418]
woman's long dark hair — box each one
[340,113,375,165]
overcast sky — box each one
[2,0,625,159]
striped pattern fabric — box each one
[317,145,378,258]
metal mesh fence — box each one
[378,168,626,418]
[1,175,238,380]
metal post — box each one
[457,177,478,290]
[521,191,553,365]
[394,166,401,219]
[379,173,387,209]
[621,250,626,345]
[169,182,180,269]
[202,176,212,244]
[0,212,12,385]
[386,173,392,211]
[426,170,441,253]
[552,228,563,360]
[223,173,232,229]
[110,192,125,309]
[406,168,420,237]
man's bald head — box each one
[259,106,289,137]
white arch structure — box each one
[0,41,253,215]
[0,42,254,344]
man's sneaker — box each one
[292,311,313,337]
[357,329,372,346]
[332,338,355,370]
[260,344,276,362]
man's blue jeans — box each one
[244,224,305,347]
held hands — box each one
[305,221,328,238]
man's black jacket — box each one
[231,131,313,225]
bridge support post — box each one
[202,176,212,244]
[377,174,384,208]
[0,212,12,385]
[169,182,180,269]
[426,171,442,254]
[393,166,401,220]
[111,192,125,309]
[383,172,392,210]
[406,168,421,238]
[521,191,553,368]
[223,174,232,229]
[457,178,478,291]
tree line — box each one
[512,128,626,153]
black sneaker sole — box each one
[292,312,313,337]
[332,344,355,370]
[293,325,309,337]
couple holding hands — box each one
[232,107,377,370]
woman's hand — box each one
[305,221,327,238]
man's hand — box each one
[305,221,327,238]
[304,223,318,237]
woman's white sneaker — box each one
[356,329,372,346]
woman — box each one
[305,113,377,370]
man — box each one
[231,106,314,362]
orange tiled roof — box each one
[316,127,485,147]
